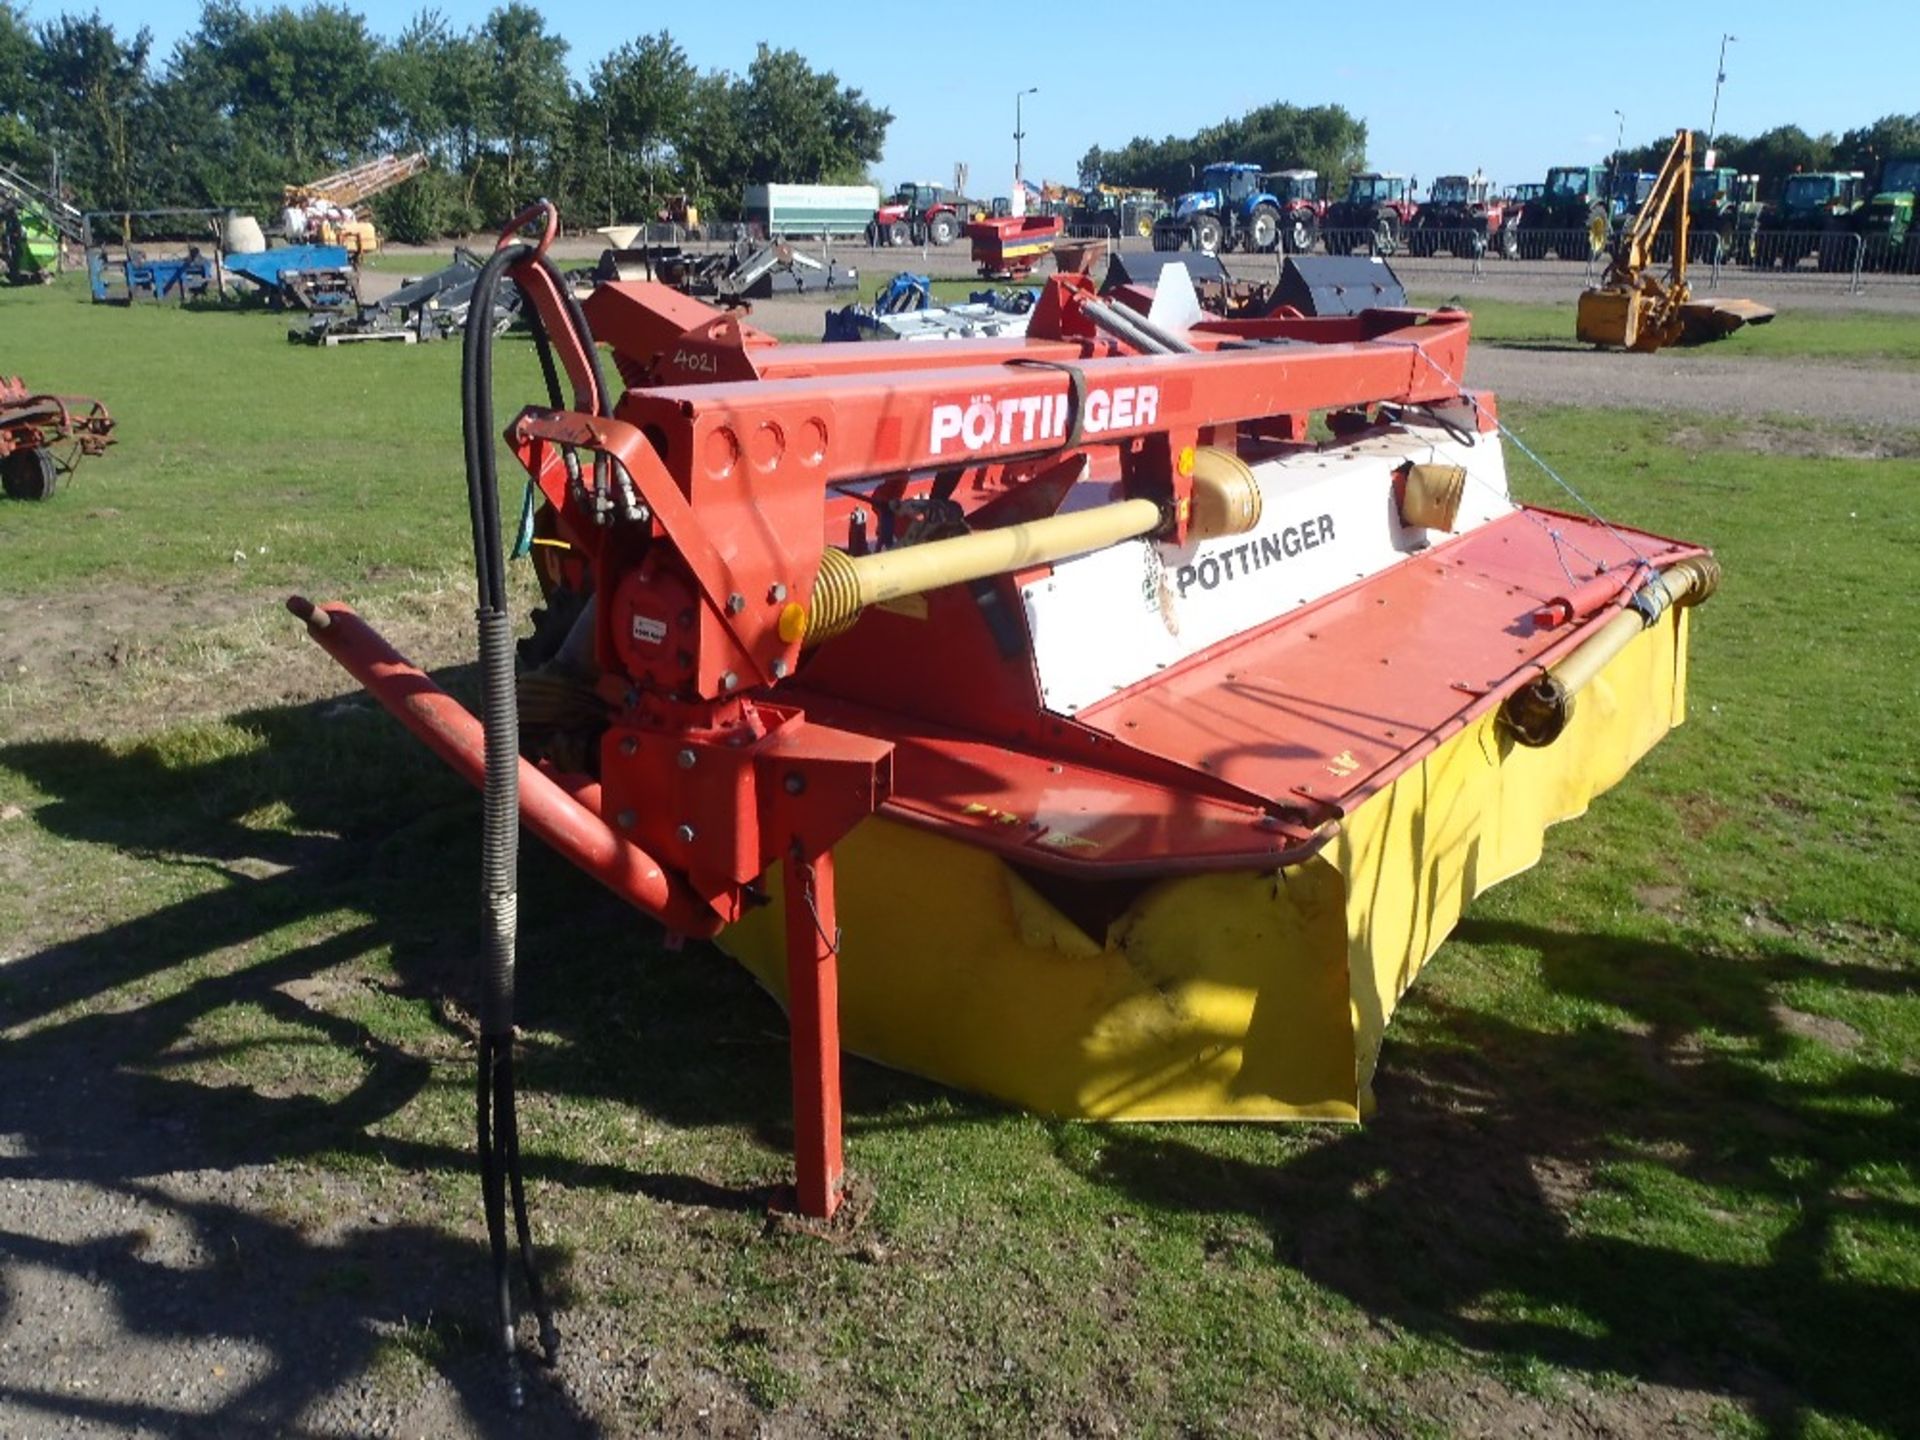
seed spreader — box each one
[288,204,1716,1397]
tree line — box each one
[1615,115,1920,195]
[0,1,892,240]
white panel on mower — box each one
[1021,424,1514,715]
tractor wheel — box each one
[887,220,909,248]
[1,446,57,502]
[1467,228,1489,259]
[1135,214,1154,239]
[1248,204,1281,253]
[927,212,957,246]
[1193,215,1224,256]
[1372,213,1401,257]
[1497,226,1519,261]
[1285,212,1315,254]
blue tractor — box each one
[1151,162,1290,255]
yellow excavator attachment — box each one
[1578,129,1775,352]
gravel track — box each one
[1461,347,1919,428]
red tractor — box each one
[1408,175,1521,260]
[870,182,966,247]
[1322,173,1421,256]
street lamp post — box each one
[1014,87,1038,192]
[1707,34,1737,162]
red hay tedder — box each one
[287,203,1718,1403]
[0,376,115,500]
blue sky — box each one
[33,0,1919,193]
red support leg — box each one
[781,848,844,1218]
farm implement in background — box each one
[965,213,1064,278]
[288,201,1720,1406]
[85,209,355,311]
[589,235,857,306]
[1578,129,1776,351]
[822,271,1037,341]
[282,151,428,258]
[290,248,522,345]
[0,377,116,501]
[1,160,85,285]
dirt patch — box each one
[1528,1154,1595,1213]
[1673,792,1733,842]
[1635,884,1687,916]
[1668,420,1920,461]
[1768,1003,1862,1053]
[1389,1369,1720,1439]
[0,573,493,744]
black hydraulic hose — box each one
[460,230,606,1408]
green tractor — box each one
[1760,171,1866,270]
[1516,164,1611,260]
[1855,157,1920,272]
[1671,168,1762,264]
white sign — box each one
[1021,425,1515,714]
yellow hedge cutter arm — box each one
[1577,128,1774,351]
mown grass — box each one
[1411,290,1920,367]
[1,278,1917,1437]
[0,272,544,596]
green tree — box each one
[586,31,694,221]
[1077,144,1105,189]
[193,2,383,176]
[1836,113,1920,182]
[382,10,488,171]
[31,13,152,208]
[729,44,889,187]
[0,2,47,168]
[1718,126,1836,202]
[674,69,743,217]
[477,2,568,209]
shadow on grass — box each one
[0,676,944,1435]
[1074,917,1920,1439]
[3,683,1915,1436]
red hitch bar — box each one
[288,598,723,940]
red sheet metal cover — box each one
[1077,507,1700,818]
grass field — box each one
[2,277,1917,1437]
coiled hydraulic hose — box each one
[460,224,609,1408]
